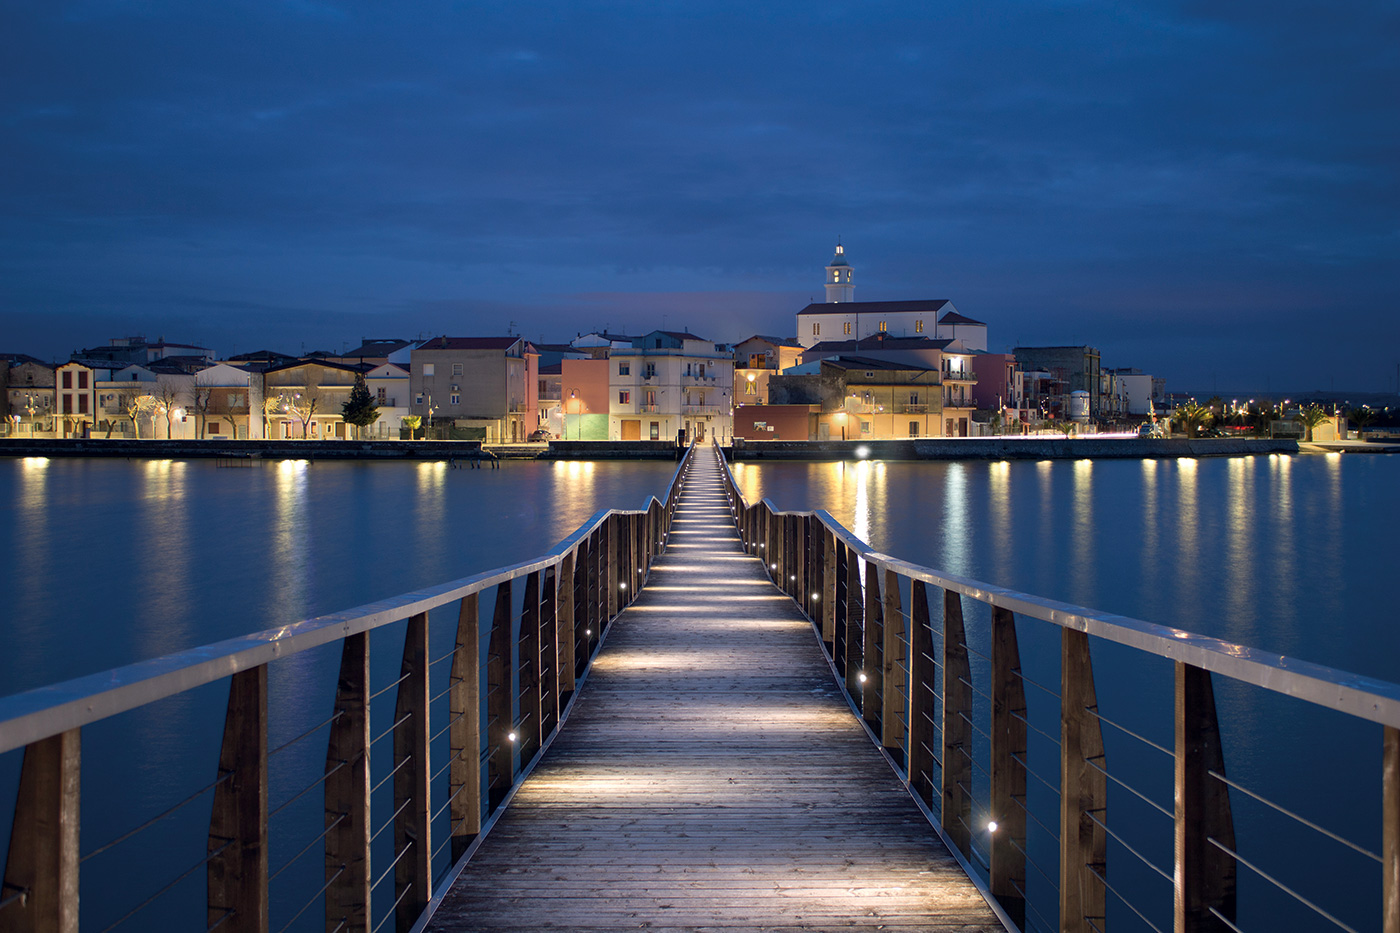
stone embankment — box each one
[727,436,1298,460]
[0,438,495,460]
[3,436,1297,462]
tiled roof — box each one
[416,337,523,351]
[938,311,985,326]
[806,335,952,353]
[821,356,938,373]
[798,299,950,316]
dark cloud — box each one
[2,0,1396,391]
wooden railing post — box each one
[606,515,619,621]
[833,542,848,676]
[2,729,80,933]
[325,632,371,932]
[540,567,560,742]
[845,550,864,702]
[908,581,936,808]
[799,516,812,617]
[558,553,577,701]
[822,527,837,646]
[1175,662,1236,933]
[990,606,1027,929]
[1387,726,1400,933]
[584,532,599,661]
[487,580,514,809]
[862,565,883,728]
[208,664,268,933]
[881,569,907,760]
[519,572,542,765]
[393,612,431,933]
[447,596,482,865]
[1061,628,1106,933]
[941,590,972,857]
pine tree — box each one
[341,375,381,439]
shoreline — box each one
[0,436,1300,461]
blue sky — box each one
[2,0,1397,393]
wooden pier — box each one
[427,448,1002,932]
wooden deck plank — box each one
[427,448,1004,933]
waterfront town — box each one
[0,246,1371,447]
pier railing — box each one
[717,449,1400,933]
[0,444,695,933]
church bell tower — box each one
[825,242,854,303]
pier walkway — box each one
[427,447,1002,931]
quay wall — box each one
[727,436,1299,460]
[0,438,492,460]
[1,437,1297,462]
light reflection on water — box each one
[733,453,1398,681]
[0,458,677,694]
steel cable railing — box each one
[718,445,1400,933]
[0,444,697,933]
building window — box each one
[860,420,870,435]
[619,362,630,375]
[645,389,655,406]
[450,393,460,405]
[878,321,887,333]
[843,322,852,335]
[697,364,706,378]
[78,372,89,389]
[422,363,434,377]
[451,363,463,375]
[650,422,660,440]
[910,421,920,437]
[78,395,89,414]
[619,390,630,404]
[644,363,656,378]
[415,393,424,405]
[377,387,387,403]
[62,371,72,389]
[812,323,820,336]
[915,320,924,333]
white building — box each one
[796,245,987,350]
[365,362,410,438]
[609,330,734,443]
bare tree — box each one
[263,393,285,439]
[283,377,322,438]
[154,376,188,439]
[190,377,214,439]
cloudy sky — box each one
[3,0,1396,393]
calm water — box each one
[1,451,1395,932]
[733,453,1399,682]
[1,457,679,693]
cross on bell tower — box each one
[825,241,854,303]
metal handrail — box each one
[0,443,696,933]
[0,446,695,754]
[716,445,1400,933]
[733,495,1400,729]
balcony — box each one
[681,405,725,415]
[942,371,976,384]
[895,404,929,414]
[640,404,660,413]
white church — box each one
[794,244,987,351]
